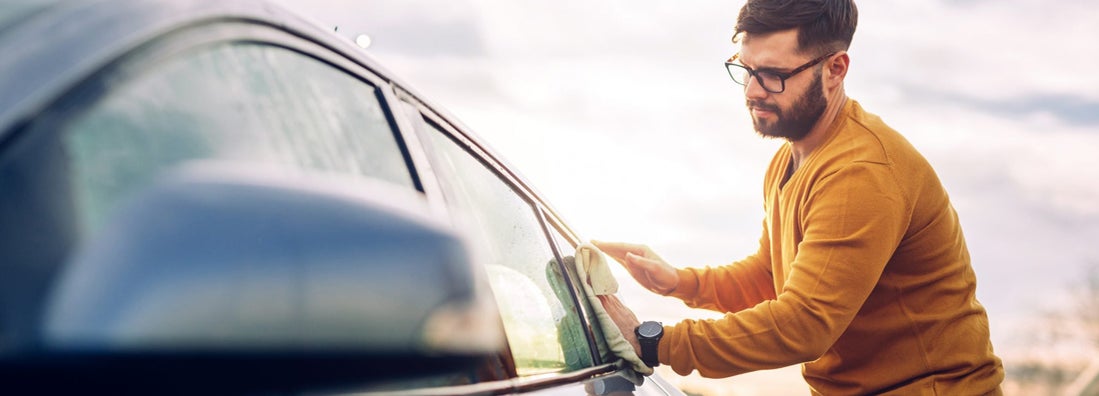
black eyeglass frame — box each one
[725,52,837,93]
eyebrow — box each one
[754,65,794,74]
[730,55,794,75]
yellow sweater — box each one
[657,100,1004,395]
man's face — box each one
[735,29,828,141]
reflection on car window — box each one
[62,43,414,233]
[416,119,594,376]
[0,1,57,33]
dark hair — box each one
[734,0,858,55]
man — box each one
[594,0,1005,394]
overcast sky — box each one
[276,0,1099,392]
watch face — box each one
[638,321,662,338]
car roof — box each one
[0,0,410,141]
[0,0,580,242]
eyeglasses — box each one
[725,52,836,93]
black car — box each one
[0,0,684,395]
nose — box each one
[743,74,769,101]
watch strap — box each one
[635,321,662,367]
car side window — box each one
[61,43,415,233]
[415,118,594,376]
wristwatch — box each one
[635,321,663,367]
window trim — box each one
[389,94,452,218]
[362,362,621,396]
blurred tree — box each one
[1002,262,1099,395]
[1075,262,1099,350]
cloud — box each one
[902,87,1099,127]
[271,0,489,58]
[855,0,1099,101]
[468,0,741,60]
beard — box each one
[747,70,827,141]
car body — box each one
[0,0,684,395]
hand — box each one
[592,240,679,295]
[597,294,641,356]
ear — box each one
[825,51,850,88]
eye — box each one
[756,70,784,83]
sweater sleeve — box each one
[668,218,776,313]
[658,162,909,377]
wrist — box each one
[666,268,698,298]
[634,321,663,367]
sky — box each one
[274,1,1099,393]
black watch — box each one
[635,321,663,367]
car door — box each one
[0,1,685,394]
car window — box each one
[0,1,56,33]
[415,118,594,376]
[61,43,415,233]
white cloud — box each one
[855,0,1099,101]
[468,0,740,60]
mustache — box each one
[746,100,780,113]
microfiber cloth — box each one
[573,242,653,383]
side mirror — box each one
[37,164,503,393]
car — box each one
[0,0,685,395]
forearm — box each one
[659,163,910,377]
[658,252,886,377]
[669,255,775,313]
[657,293,839,377]
[668,217,777,313]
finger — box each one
[596,294,611,307]
[599,294,625,315]
[621,253,655,281]
[597,295,625,318]
[592,240,648,264]
[597,293,619,309]
[598,294,640,324]
[622,253,649,276]
[625,253,676,294]
[592,240,646,256]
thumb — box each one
[625,252,676,294]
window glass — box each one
[62,43,414,233]
[416,119,593,375]
[0,1,56,32]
